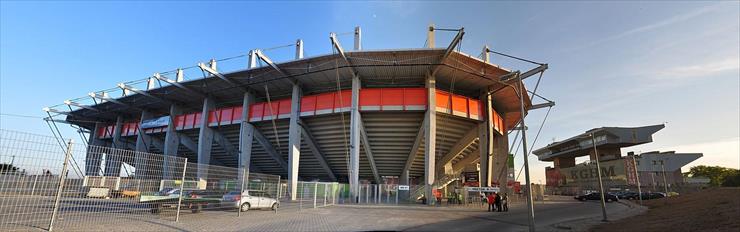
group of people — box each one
[484,192,508,212]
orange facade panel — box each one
[435,90,451,113]
[277,99,292,119]
[451,95,469,117]
[232,106,244,123]
[468,99,481,120]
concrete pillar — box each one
[400,170,409,185]
[163,105,182,179]
[197,97,216,180]
[135,111,154,152]
[349,74,361,203]
[86,122,104,176]
[238,92,256,188]
[479,91,494,187]
[134,110,154,178]
[105,116,124,176]
[492,119,510,193]
[288,84,302,201]
[424,74,437,205]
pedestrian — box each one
[487,193,495,212]
[481,193,487,206]
[495,192,503,212]
[502,193,509,212]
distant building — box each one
[533,125,702,194]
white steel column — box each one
[349,74,361,203]
[479,90,494,187]
[354,26,361,50]
[288,84,302,201]
[197,97,215,180]
[238,92,256,186]
[424,74,436,205]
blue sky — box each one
[1,1,738,182]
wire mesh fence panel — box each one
[52,144,189,230]
[0,130,72,231]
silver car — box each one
[222,190,279,212]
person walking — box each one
[502,193,509,212]
[495,192,503,212]
[486,193,495,212]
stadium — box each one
[44,25,550,203]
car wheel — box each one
[240,203,250,212]
[271,203,278,211]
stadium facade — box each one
[46,26,548,203]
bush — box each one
[721,170,740,187]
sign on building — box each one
[141,116,170,129]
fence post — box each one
[275,175,280,214]
[324,184,328,207]
[395,186,399,205]
[313,182,319,209]
[175,158,188,222]
[299,182,303,211]
[48,139,73,232]
[365,184,369,204]
[31,175,39,196]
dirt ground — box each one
[590,188,740,232]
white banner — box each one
[464,186,500,192]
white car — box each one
[222,190,279,212]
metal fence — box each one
[0,129,283,231]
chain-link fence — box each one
[0,129,282,231]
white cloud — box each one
[656,57,740,79]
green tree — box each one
[685,165,738,186]
[721,170,740,187]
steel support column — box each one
[288,84,302,201]
[349,73,361,203]
[197,98,215,180]
[479,90,494,187]
[424,74,436,205]
[238,92,256,187]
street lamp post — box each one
[516,73,536,232]
[589,133,608,222]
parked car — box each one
[616,191,640,200]
[641,192,666,200]
[574,192,619,202]
[222,190,279,212]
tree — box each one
[685,165,738,187]
[721,170,740,187]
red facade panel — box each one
[277,99,292,118]
[193,112,203,128]
[381,88,404,110]
[220,107,234,125]
[359,89,381,111]
[208,110,219,126]
[403,88,427,110]
[300,95,317,116]
[315,93,335,114]
[264,101,280,119]
[249,103,265,122]
[232,106,244,123]
[175,115,186,130]
[334,90,351,112]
